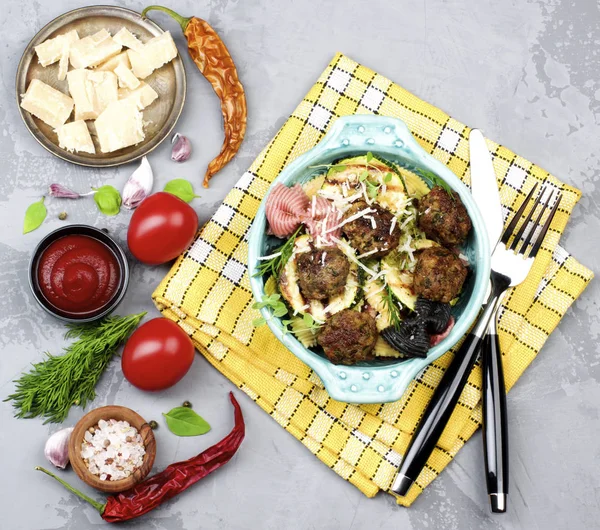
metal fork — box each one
[391,184,562,500]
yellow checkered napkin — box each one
[153,53,593,506]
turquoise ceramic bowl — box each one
[248,115,490,404]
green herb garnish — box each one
[297,313,323,334]
[93,185,122,216]
[254,227,301,278]
[419,169,455,199]
[163,406,211,436]
[4,312,146,423]
[252,293,288,327]
[382,283,402,331]
[23,196,47,234]
[370,153,409,194]
[164,179,201,203]
[308,163,347,174]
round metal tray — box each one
[15,5,186,167]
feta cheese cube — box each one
[117,82,158,110]
[113,28,144,52]
[94,99,144,153]
[56,120,95,153]
[95,51,131,72]
[127,31,178,79]
[70,30,122,69]
[35,30,79,67]
[114,63,140,90]
[20,79,74,128]
[67,69,118,120]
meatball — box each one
[317,309,378,365]
[297,247,350,301]
[341,201,400,258]
[418,186,472,246]
[413,247,467,303]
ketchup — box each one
[37,235,120,316]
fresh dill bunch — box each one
[254,227,302,278]
[5,312,146,424]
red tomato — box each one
[122,318,195,391]
[127,192,198,265]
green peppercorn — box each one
[182,401,192,408]
[58,212,67,221]
[149,420,158,430]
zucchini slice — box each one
[278,235,361,322]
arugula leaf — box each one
[419,169,455,199]
[93,185,121,216]
[23,197,47,234]
[164,179,200,203]
[163,407,211,436]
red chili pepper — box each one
[36,392,245,522]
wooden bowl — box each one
[69,405,156,493]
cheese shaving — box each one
[325,207,375,234]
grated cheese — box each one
[357,248,380,259]
[325,207,375,234]
[389,216,397,235]
[330,236,378,277]
[258,251,282,261]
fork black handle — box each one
[391,272,510,498]
[390,330,486,497]
[482,330,509,513]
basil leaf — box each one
[163,407,211,436]
[23,197,47,234]
[164,179,200,203]
[93,185,121,216]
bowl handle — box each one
[315,115,438,172]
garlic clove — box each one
[171,133,192,162]
[49,184,82,199]
[44,427,73,469]
[123,156,154,209]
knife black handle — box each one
[391,330,485,497]
[482,330,509,513]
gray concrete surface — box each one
[1,0,598,528]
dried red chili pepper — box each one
[36,392,245,522]
[142,5,247,188]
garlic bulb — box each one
[44,427,73,469]
[122,156,154,209]
[171,133,192,162]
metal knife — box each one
[469,128,509,513]
[469,129,503,248]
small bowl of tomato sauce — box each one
[29,225,129,322]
